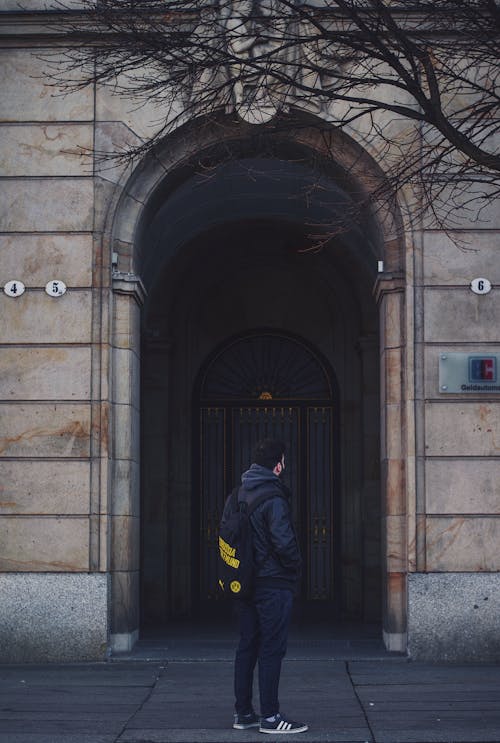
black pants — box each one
[234,586,293,718]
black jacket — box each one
[239,464,301,592]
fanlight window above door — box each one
[200,332,332,401]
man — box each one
[228,438,308,734]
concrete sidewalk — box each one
[1,658,500,743]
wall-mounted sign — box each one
[3,280,25,297]
[45,280,67,297]
[439,353,500,393]
[470,278,492,295]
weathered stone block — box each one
[0,460,91,515]
[423,232,500,285]
[0,346,91,399]
[0,403,91,457]
[424,289,500,342]
[0,124,93,176]
[0,516,90,571]
[0,573,108,662]
[426,459,500,514]
[408,573,500,661]
[0,234,93,287]
[0,49,93,122]
[426,516,500,571]
[0,291,92,344]
[0,178,94,231]
[422,182,499,230]
[96,78,163,141]
[425,402,500,456]
[95,122,140,185]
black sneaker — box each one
[233,711,260,729]
[260,714,308,734]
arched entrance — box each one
[107,115,408,653]
[196,330,338,610]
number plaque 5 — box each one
[45,280,67,297]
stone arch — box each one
[107,112,408,653]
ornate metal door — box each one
[197,332,335,604]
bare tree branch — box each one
[41,0,500,237]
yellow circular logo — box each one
[230,581,241,593]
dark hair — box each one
[253,439,285,471]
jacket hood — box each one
[241,463,281,491]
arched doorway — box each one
[195,330,339,612]
[107,115,408,652]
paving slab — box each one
[1,654,500,743]
[0,736,116,743]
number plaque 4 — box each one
[3,280,25,297]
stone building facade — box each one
[0,4,499,662]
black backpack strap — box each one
[239,488,277,516]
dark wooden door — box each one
[196,332,335,605]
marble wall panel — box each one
[424,289,500,343]
[385,403,403,460]
[0,460,91,515]
[379,290,404,350]
[0,517,89,571]
[0,49,93,122]
[112,347,140,409]
[0,125,93,177]
[0,347,91,400]
[383,515,407,573]
[426,516,500,571]
[0,178,94,232]
[381,347,403,405]
[113,294,141,351]
[383,458,405,516]
[422,182,499,230]
[111,515,140,572]
[0,291,92,344]
[423,232,500,286]
[425,402,500,457]
[426,459,500,515]
[0,403,91,458]
[112,459,140,516]
[0,234,93,287]
[113,403,140,463]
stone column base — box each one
[408,573,500,662]
[0,573,108,662]
[110,629,139,654]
